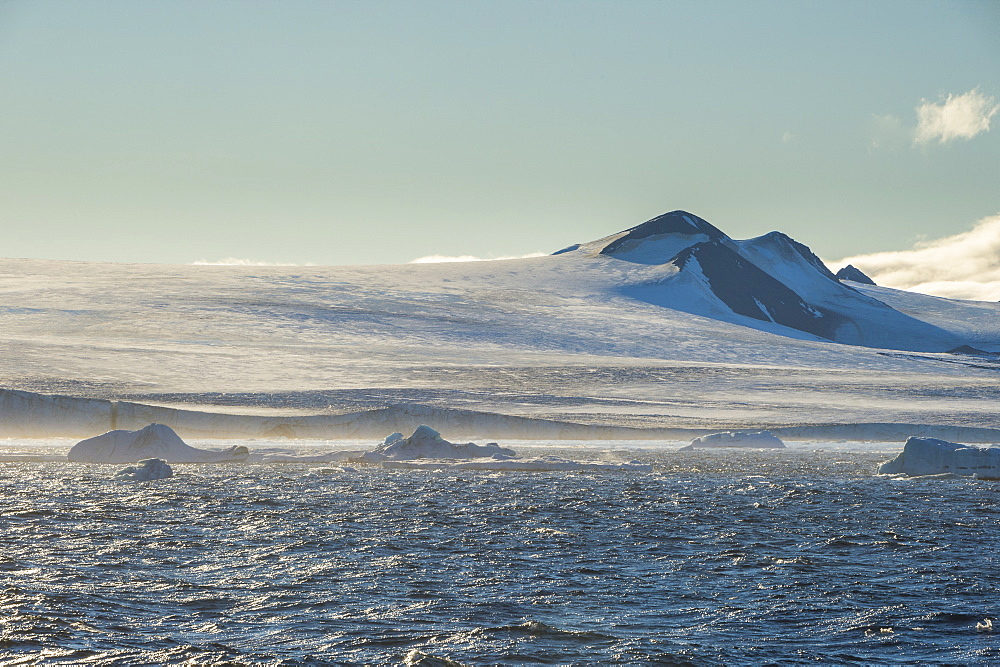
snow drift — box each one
[114,458,173,482]
[877,437,1000,478]
[68,423,250,463]
[679,430,785,451]
[361,425,516,462]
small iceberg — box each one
[68,423,249,463]
[361,425,517,462]
[403,649,467,667]
[678,430,785,451]
[878,437,1000,478]
[114,458,173,482]
[356,426,650,472]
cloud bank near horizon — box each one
[832,214,1000,301]
[409,252,548,264]
[192,258,315,266]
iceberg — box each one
[114,458,173,482]
[678,430,785,451]
[361,425,517,461]
[357,427,651,471]
[67,423,249,463]
[877,437,1000,478]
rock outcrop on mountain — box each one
[599,210,729,259]
[670,239,842,340]
[835,264,876,285]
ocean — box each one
[1,443,998,665]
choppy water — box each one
[1,444,999,665]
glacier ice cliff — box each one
[878,437,1000,478]
[679,430,785,451]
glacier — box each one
[1,210,999,441]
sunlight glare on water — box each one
[0,445,998,664]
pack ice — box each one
[382,456,653,472]
[67,423,250,463]
[878,437,1000,478]
[678,430,785,451]
[362,425,517,461]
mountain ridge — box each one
[564,210,961,350]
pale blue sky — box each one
[1,0,997,264]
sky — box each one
[0,0,998,270]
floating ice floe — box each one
[382,455,652,472]
[305,465,358,476]
[360,425,517,462]
[67,423,249,463]
[114,458,173,482]
[678,430,785,451]
[877,437,1000,478]
[253,450,360,463]
[403,649,467,666]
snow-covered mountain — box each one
[568,210,958,351]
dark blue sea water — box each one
[1,447,998,665]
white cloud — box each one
[913,88,999,145]
[409,252,547,264]
[192,257,314,266]
[832,214,1000,301]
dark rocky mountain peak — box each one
[835,264,876,285]
[600,210,728,255]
